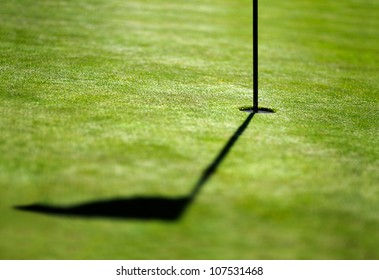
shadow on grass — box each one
[15,113,256,221]
[16,197,191,221]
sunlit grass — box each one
[0,0,378,259]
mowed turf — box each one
[0,0,378,259]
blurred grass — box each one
[0,0,378,259]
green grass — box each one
[0,0,378,259]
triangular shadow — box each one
[15,113,255,221]
[16,197,191,221]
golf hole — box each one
[239,106,276,114]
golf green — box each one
[0,0,378,259]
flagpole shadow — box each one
[15,113,256,221]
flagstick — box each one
[240,0,274,114]
[253,0,258,112]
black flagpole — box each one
[253,0,258,112]
[240,0,274,114]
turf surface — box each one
[0,0,378,259]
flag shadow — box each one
[15,113,256,221]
